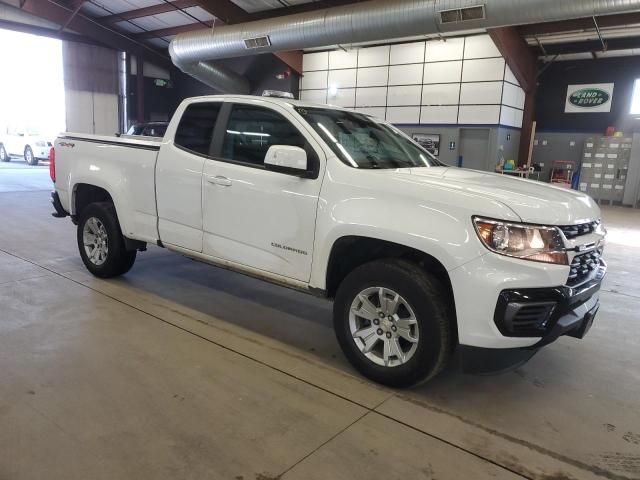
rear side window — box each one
[222,105,307,166]
[175,102,222,155]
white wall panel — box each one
[422,83,460,106]
[458,105,501,124]
[328,68,357,88]
[420,105,459,124]
[500,106,523,128]
[423,61,462,84]
[357,66,388,87]
[328,88,356,107]
[355,87,387,107]
[387,85,422,106]
[329,49,358,69]
[502,82,525,109]
[355,107,387,119]
[303,51,328,72]
[301,70,328,90]
[463,34,501,59]
[358,45,390,67]
[388,64,423,86]
[500,105,517,127]
[515,108,524,128]
[390,41,425,65]
[461,58,505,82]
[300,89,327,104]
[300,34,522,128]
[459,82,503,105]
[386,106,420,124]
[425,37,464,62]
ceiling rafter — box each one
[99,0,200,24]
[134,19,214,39]
[518,12,640,37]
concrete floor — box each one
[1,167,639,480]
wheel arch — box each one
[324,235,458,343]
[72,183,116,219]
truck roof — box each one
[185,94,360,114]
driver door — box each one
[202,102,324,282]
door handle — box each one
[207,175,232,187]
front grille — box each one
[560,221,599,240]
[568,248,603,286]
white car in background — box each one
[0,132,53,165]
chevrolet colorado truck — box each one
[50,94,607,387]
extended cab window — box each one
[222,105,307,166]
[175,102,222,155]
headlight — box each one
[473,217,568,265]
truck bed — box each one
[54,132,162,244]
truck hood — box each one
[402,167,600,225]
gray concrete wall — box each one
[399,125,520,171]
[530,131,595,182]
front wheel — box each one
[0,145,9,162]
[77,202,136,278]
[333,259,453,388]
[24,145,37,165]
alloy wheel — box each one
[349,286,420,367]
[82,217,109,266]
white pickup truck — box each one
[50,94,607,387]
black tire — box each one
[77,202,136,278]
[0,144,9,162]
[333,259,453,388]
[24,145,38,166]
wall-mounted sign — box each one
[565,83,614,113]
[412,133,440,156]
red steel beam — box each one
[488,27,539,165]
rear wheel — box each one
[24,145,37,165]
[333,259,453,388]
[77,202,136,278]
[0,144,9,162]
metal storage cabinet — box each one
[579,135,636,205]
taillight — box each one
[49,147,55,182]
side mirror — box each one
[264,145,309,177]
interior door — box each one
[156,101,223,252]
[202,102,324,282]
[459,128,491,171]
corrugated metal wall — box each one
[62,42,119,134]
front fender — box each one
[310,196,488,290]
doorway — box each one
[459,128,491,171]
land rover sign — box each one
[565,83,614,113]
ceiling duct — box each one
[170,0,640,94]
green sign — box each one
[568,88,610,108]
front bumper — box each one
[456,260,605,374]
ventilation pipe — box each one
[170,0,640,93]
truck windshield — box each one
[295,107,443,169]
